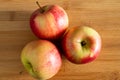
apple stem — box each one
[36,1,44,13]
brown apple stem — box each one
[36,1,44,13]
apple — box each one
[30,1,69,40]
[21,40,62,80]
[62,26,101,64]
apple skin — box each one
[30,5,69,40]
[62,26,101,64]
[21,40,62,80]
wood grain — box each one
[0,0,120,80]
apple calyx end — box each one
[26,61,39,78]
[81,41,87,46]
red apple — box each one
[21,40,62,80]
[62,26,101,64]
[30,1,69,40]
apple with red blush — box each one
[21,40,62,80]
[30,1,69,40]
[62,26,102,64]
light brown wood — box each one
[0,0,120,80]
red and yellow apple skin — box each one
[30,5,69,40]
[21,40,62,80]
[62,26,101,64]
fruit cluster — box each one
[21,2,101,80]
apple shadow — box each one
[52,39,67,61]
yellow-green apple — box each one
[21,40,62,80]
[62,26,101,64]
[30,1,69,40]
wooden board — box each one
[0,0,120,80]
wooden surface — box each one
[0,0,120,80]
